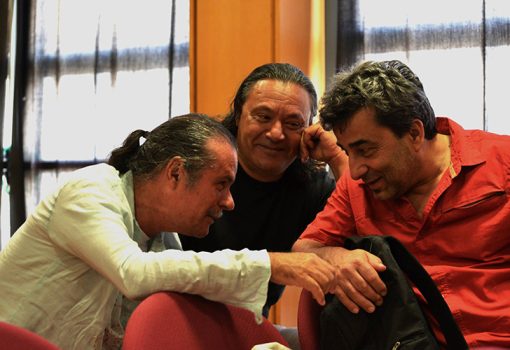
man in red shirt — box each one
[293,60,510,348]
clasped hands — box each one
[269,248,387,313]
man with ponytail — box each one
[0,113,336,350]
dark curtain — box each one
[0,0,9,249]
[336,0,363,70]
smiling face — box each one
[335,107,420,200]
[175,138,237,237]
[235,79,312,182]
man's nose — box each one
[349,157,368,180]
[265,120,285,141]
[220,190,235,211]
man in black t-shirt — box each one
[180,63,347,349]
[180,63,347,315]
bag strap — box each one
[383,236,468,349]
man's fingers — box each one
[333,286,359,313]
[357,260,387,297]
[268,252,337,302]
[300,124,325,161]
[299,257,337,294]
[338,276,378,313]
[313,270,336,295]
[300,133,311,161]
[303,277,326,306]
[332,250,388,313]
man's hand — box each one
[330,248,387,314]
[292,239,387,314]
[268,252,337,306]
[300,123,347,180]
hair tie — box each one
[139,131,149,146]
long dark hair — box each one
[222,63,318,135]
[222,63,325,180]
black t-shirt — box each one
[179,160,336,316]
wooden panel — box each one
[193,0,275,118]
[276,0,326,102]
[275,0,311,74]
[272,286,302,327]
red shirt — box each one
[299,118,510,348]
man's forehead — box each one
[191,154,236,187]
[332,113,379,149]
[334,132,370,151]
[208,140,237,167]
[247,80,312,113]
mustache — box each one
[207,209,223,221]
[362,172,381,184]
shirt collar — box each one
[436,117,485,172]
[120,170,151,249]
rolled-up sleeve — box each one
[47,173,271,324]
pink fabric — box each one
[297,289,323,350]
[122,292,289,350]
[299,118,510,348]
[0,321,60,350]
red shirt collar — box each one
[436,117,485,172]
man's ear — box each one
[409,119,425,150]
[165,156,185,187]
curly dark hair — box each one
[320,60,437,140]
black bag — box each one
[320,235,468,350]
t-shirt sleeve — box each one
[313,170,337,210]
[299,169,336,232]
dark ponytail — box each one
[108,129,149,174]
[107,113,236,182]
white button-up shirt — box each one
[0,164,270,349]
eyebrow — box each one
[337,139,370,151]
[222,174,235,184]
[348,139,370,148]
[286,113,307,121]
[251,105,307,121]
[251,105,273,114]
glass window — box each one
[334,0,510,133]
[1,0,189,243]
